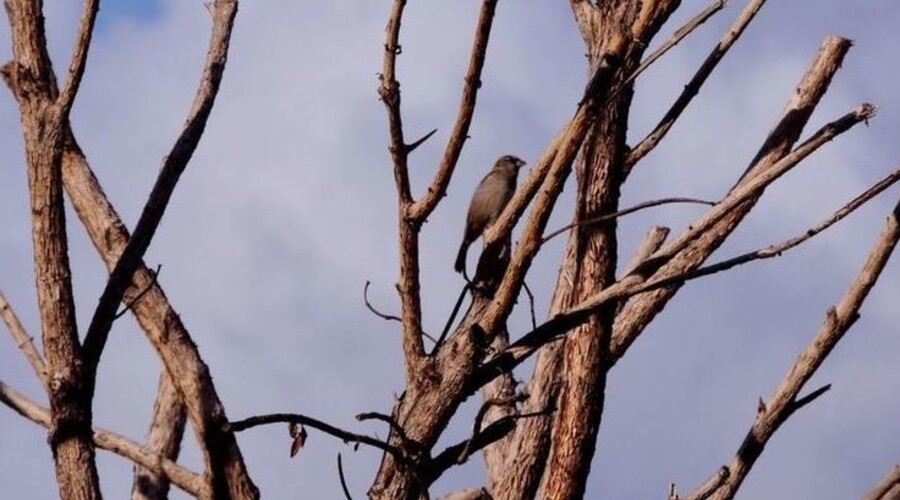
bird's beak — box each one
[516,159,527,169]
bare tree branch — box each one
[626,0,770,172]
[865,465,900,500]
[611,0,726,101]
[474,104,878,384]
[541,197,714,244]
[0,379,207,498]
[55,0,99,119]
[3,0,99,493]
[691,196,900,500]
[0,286,47,387]
[60,129,256,499]
[337,454,355,500]
[409,0,498,222]
[229,413,408,463]
[81,0,240,370]
[131,372,188,500]
[363,281,401,322]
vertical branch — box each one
[131,373,187,500]
[81,0,240,370]
[378,0,425,372]
[3,0,100,495]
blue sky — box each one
[1,1,899,499]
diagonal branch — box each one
[55,0,99,120]
[0,286,47,387]
[81,0,239,369]
[477,36,632,336]
[540,196,715,244]
[626,0,770,172]
[378,0,427,371]
[0,379,207,498]
[473,106,880,388]
[687,196,900,500]
[864,465,900,500]
[408,0,498,222]
[611,0,726,102]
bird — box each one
[454,154,526,276]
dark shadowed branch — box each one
[82,0,240,369]
[626,0,770,172]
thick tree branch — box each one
[0,379,207,498]
[864,465,900,500]
[626,0,770,172]
[541,196,714,244]
[613,32,859,360]
[612,0,725,101]
[691,196,900,500]
[4,0,99,495]
[474,104,878,388]
[478,36,631,337]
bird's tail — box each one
[454,241,469,275]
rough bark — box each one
[3,0,102,496]
[131,372,188,500]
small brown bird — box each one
[454,154,526,275]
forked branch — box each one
[81,0,240,368]
[687,196,900,500]
[0,379,207,498]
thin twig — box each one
[626,0,770,172]
[113,264,161,320]
[55,0,99,119]
[458,394,528,464]
[681,467,730,500]
[0,379,207,497]
[541,197,715,244]
[0,287,47,387]
[356,412,414,450]
[608,0,726,102]
[406,128,438,154]
[432,283,471,355]
[337,454,354,500]
[522,281,537,330]
[473,150,890,390]
[229,413,407,463]
[364,281,401,322]
[81,0,240,368]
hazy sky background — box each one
[1,1,898,498]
